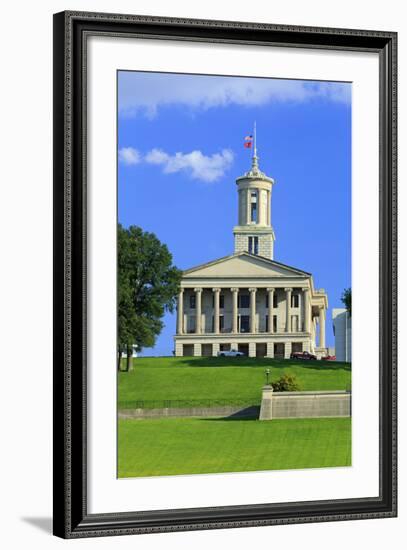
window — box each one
[250,190,258,223]
[238,294,250,308]
[248,236,259,254]
[291,294,299,308]
[240,315,250,333]
[254,237,259,254]
[189,295,196,309]
[250,202,258,223]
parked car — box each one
[217,349,245,357]
[290,351,317,361]
[322,355,336,361]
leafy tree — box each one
[118,224,182,371]
[341,288,351,316]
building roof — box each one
[182,251,312,279]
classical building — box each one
[174,145,328,359]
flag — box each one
[244,135,253,148]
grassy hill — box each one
[118,356,351,409]
[118,416,351,477]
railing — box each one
[119,397,261,410]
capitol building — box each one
[174,144,328,359]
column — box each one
[302,287,310,333]
[284,341,292,359]
[266,341,274,358]
[298,291,302,332]
[285,287,292,333]
[193,343,202,357]
[194,288,202,334]
[267,190,271,226]
[231,288,239,334]
[319,307,326,348]
[248,342,256,358]
[249,288,257,333]
[176,289,184,335]
[311,317,316,351]
[175,341,183,357]
[258,190,264,225]
[267,287,274,333]
[238,189,243,225]
[212,287,221,334]
[246,188,251,224]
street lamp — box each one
[265,368,270,386]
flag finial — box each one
[252,121,259,170]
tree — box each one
[341,287,351,316]
[118,225,182,371]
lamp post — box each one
[265,368,271,386]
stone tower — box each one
[233,129,275,259]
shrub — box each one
[271,374,301,392]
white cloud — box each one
[145,148,234,183]
[118,147,141,165]
[118,73,351,117]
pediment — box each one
[183,253,310,279]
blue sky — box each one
[118,71,351,354]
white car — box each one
[217,349,245,357]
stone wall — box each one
[260,389,351,420]
[119,405,260,419]
[119,391,351,420]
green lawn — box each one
[118,356,351,408]
[118,417,351,477]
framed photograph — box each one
[53,11,397,538]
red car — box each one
[290,351,317,361]
[322,355,337,361]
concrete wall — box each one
[259,390,351,420]
[119,391,351,420]
[119,405,260,419]
[272,391,351,418]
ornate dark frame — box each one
[53,10,397,539]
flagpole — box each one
[254,121,257,159]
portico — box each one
[174,254,328,358]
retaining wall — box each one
[119,391,351,420]
[119,405,260,419]
[270,390,351,419]
[260,386,351,420]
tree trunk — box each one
[126,345,133,372]
[117,348,122,371]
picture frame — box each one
[53,10,397,538]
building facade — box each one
[174,149,328,359]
